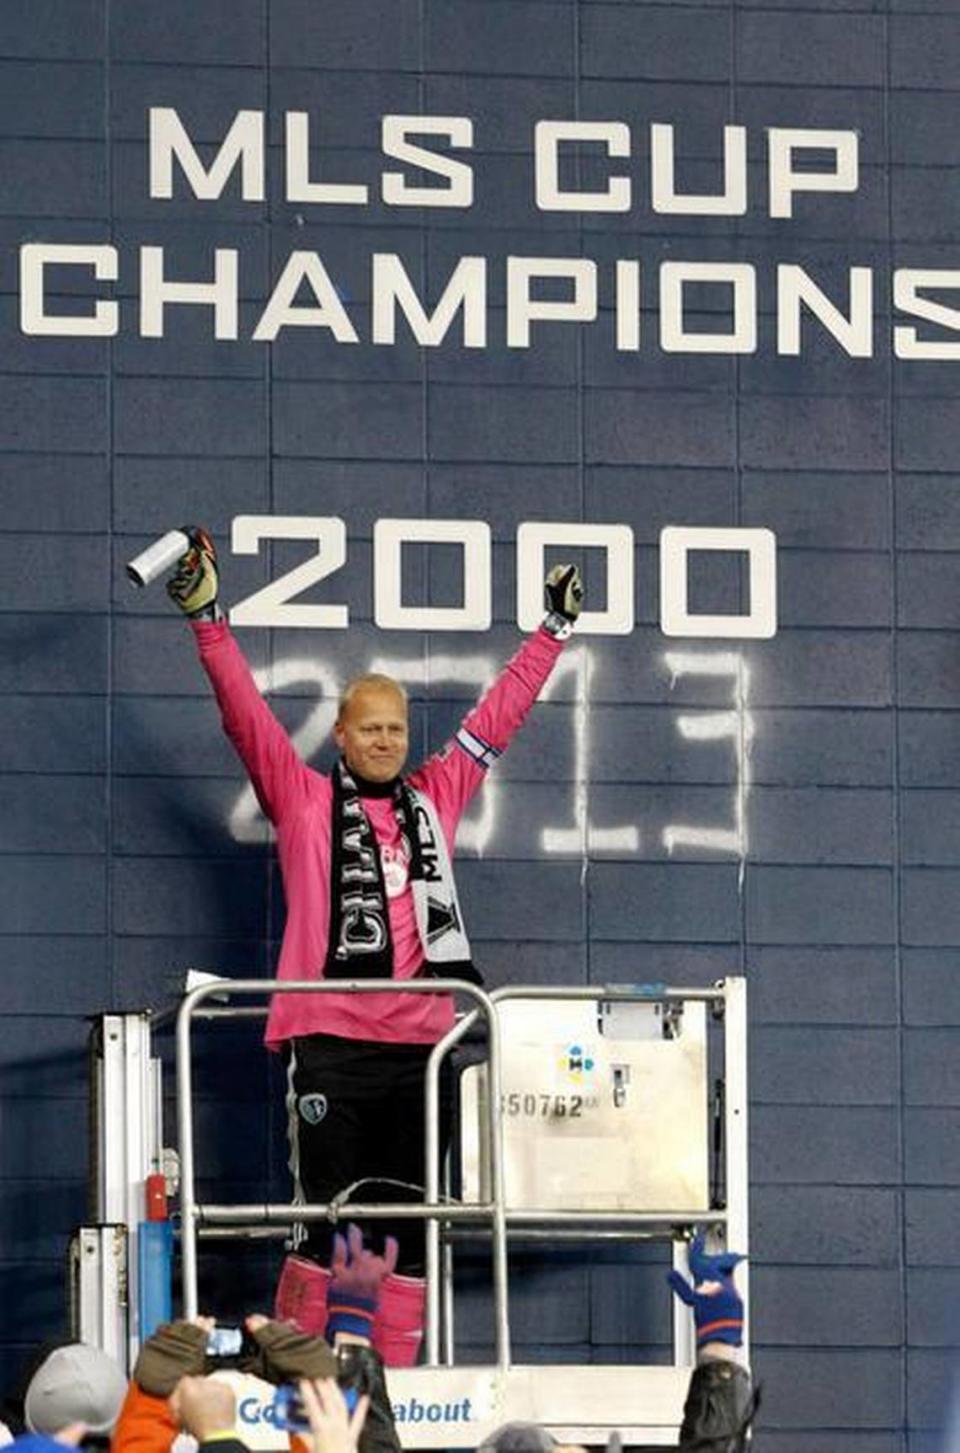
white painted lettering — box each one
[894,269,960,359]
[252,251,358,343]
[650,124,747,216]
[616,260,641,351]
[20,244,118,337]
[373,519,492,631]
[534,120,631,213]
[230,516,350,629]
[516,521,634,634]
[660,263,756,354]
[662,651,753,865]
[285,112,369,205]
[768,127,858,220]
[778,264,873,356]
[381,116,474,208]
[149,107,264,201]
[372,254,486,346]
[660,527,777,640]
[140,246,239,339]
[507,257,598,347]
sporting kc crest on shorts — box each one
[298,1092,328,1125]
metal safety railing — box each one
[177,978,511,1361]
[176,977,747,1371]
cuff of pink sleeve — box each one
[541,612,574,641]
[191,617,229,644]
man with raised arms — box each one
[168,528,583,1366]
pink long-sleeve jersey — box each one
[193,621,566,1048]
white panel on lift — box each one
[217,1366,691,1451]
[460,999,709,1212]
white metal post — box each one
[96,1014,161,1365]
[722,976,750,1357]
[72,1226,128,1366]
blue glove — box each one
[325,1223,399,1342]
[667,1230,745,1349]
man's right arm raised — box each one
[168,528,309,825]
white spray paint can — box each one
[126,528,193,588]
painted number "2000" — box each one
[229,515,778,639]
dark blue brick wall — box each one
[2,3,960,1449]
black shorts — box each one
[286,1033,454,1277]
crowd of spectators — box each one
[1,1230,755,1453]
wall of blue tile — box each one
[1,1,959,1447]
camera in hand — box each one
[206,1326,257,1365]
[271,1345,374,1429]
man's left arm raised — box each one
[410,564,583,823]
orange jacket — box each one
[111,1382,308,1453]
[111,1383,178,1453]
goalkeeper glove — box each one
[166,526,220,620]
[543,563,584,638]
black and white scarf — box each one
[324,759,480,984]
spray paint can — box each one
[125,528,193,588]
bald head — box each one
[337,672,408,722]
